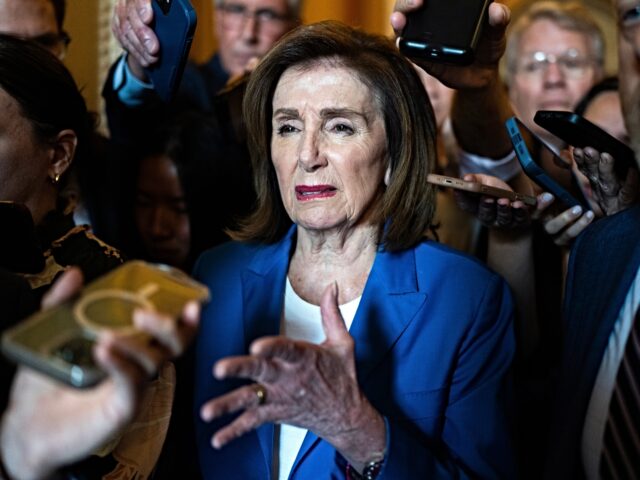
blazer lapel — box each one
[351,246,428,384]
[290,245,428,476]
[240,228,295,477]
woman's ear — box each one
[48,129,77,182]
[384,165,391,186]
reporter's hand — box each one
[573,147,639,216]
[200,284,386,472]
[534,194,595,247]
[112,0,158,80]
[0,268,200,480]
[391,0,510,89]
[455,174,533,229]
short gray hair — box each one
[214,0,304,18]
[504,1,605,85]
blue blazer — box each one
[544,204,640,479]
[193,227,516,479]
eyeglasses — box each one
[21,32,71,60]
[218,2,291,33]
[514,49,595,79]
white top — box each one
[581,264,640,479]
[276,277,361,480]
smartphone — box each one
[0,201,43,274]
[506,117,590,209]
[144,0,197,103]
[428,173,537,206]
[1,261,209,388]
[534,110,635,178]
[398,0,492,65]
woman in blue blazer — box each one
[193,22,516,479]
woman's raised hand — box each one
[201,283,386,470]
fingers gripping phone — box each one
[399,0,492,65]
[506,117,590,209]
[427,173,537,206]
[1,261,209,388]
[534,110,636,179]
[144,0,197,103]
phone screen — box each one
[399,0,491,65]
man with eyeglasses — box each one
[0,0,70,60]
[104,0,302,144]
[505,2,604,144]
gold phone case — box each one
[1,261,209,388]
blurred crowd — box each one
[1,0,639,479]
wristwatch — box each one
[346,459,384,480]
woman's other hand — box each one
[573,147,639,216]
[201,283,386,471]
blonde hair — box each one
[504,1,604,84]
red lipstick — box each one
[295,184,337,201]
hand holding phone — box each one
[506,116,591,209]
[428,173,537,205]
[534,110,635,178]
[1,261,209,388]
[399,0,492,65]
[144,0,197,102]
[0,267,201,480]
[571,147,639,216]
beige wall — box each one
[189,0,396,63]
[64,0,101,114]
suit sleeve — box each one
[374,275,516,479]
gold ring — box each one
[253,383,267,406]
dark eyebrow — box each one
[320,108,366,118]
[273,108,298,118]
[273,107,372,123]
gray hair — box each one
[214,0,304,18]
[504,1,605,85]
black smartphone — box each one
[0,201,43,273]
[399,0,492,65]
[534,110,635,178]
[506,117,590,209]
[144,0,197,103]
